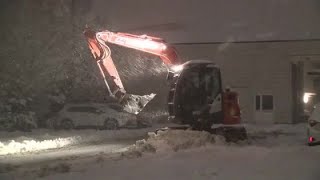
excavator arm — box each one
[83,28,182,114]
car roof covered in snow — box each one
[183,60,219,67]
[63,103,121,109]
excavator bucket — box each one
[121,93,156,114]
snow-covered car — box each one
[307,103,320,145]
[47,103,139,130]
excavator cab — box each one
[167,60,223,129]
[167,60,247,141]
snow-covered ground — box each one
[1,123,320,180]
[41,146,319,180]
[0,125,168,156]
[0,124,174,172]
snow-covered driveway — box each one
[0,140,133,166]
[1,123,320,180]
[43,144,320,180]
[0,126,166,166]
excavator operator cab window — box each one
[166,71,174,82]
[203,67,221,101]
[175,64,221,123]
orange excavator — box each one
[84,28,247,141]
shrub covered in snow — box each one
[0,96,38,132]
[0,112,37,132]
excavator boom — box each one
[84,28,181,114]
[96,31,181,65]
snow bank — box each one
[122,129,226,157]
[122,123,308,158]
[0,136,80,155]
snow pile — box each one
[0,136,80,155]
[122,129,225,157]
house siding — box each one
[174,40,320,123]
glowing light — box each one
[126,39,166,50]
[0,136,80,155]
[171,65,184,72]
[303,92,316,104]
[309,136,315,143]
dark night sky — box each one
[91,0,320,43]
[1,0,319,43]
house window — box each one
[262,95,273,110]
[255,95,260,110]
[256,95,273,111]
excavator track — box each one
[210,126,248,142]
[155,124,247,143]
